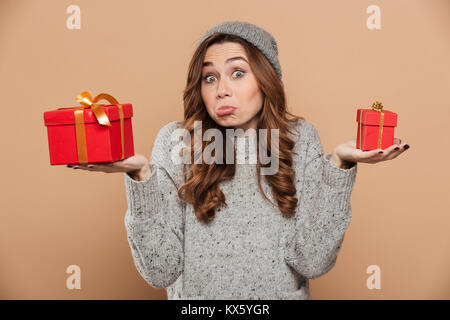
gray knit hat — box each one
[196,20,284,87]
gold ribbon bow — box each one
[359,101,385,150]
[59,91,125,164]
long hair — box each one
[176,32,305,223]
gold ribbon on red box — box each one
[359,101,385,150]
[58,91,125,164]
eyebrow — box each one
[202,56,249,67]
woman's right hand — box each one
[66,153,151,180]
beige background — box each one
[0,0,449,299]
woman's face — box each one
[201,42,264,134]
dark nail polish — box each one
[67,165,72,167]
[394,147,399,151]
[378,151,383,154]
[404,144,410,150]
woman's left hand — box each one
[332,138,410,167]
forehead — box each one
[203,42,248,64]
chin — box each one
[215,116,240,125]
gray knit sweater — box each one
[123,119,357,300]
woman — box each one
[68,21,409,299]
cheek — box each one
[241,83,263,112]
[201,86,215,112]
[201,86,211,103]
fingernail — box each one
[394,147,400,151]
[378,151,383,154]
[404,144,410,150]
[67,165,72,167]
[88,165,93,168]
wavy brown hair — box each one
[175,32,305,223]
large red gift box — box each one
[356,101,398,151]
[44,91,135,165]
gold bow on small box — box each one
[58,91,125,164]
[359,101,385,150]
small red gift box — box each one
[356,101,398,151]
[44,91,135,165]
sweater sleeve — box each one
[284,122,357,279]
[123,122,185,289]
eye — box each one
[203,69,245,84]
[233,70,245,78]
[204,75,215,83]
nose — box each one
[216,77,231,99]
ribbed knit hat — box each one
[196,21,284,88]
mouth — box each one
[217,105,236,117]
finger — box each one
[384,142,410,160]
[94,161,114,166]
[352,148,384,163]
[385,149,402,160]
[382,145,401,160]
[371,143,403,160]
[359,148,385,159]
[347,140,356,148]
[88,164,112,171]
[385,145,407,160]
[394,137,402,145]
[86,164,111,172]
[67,164,95,171]
[384,143,401,154]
